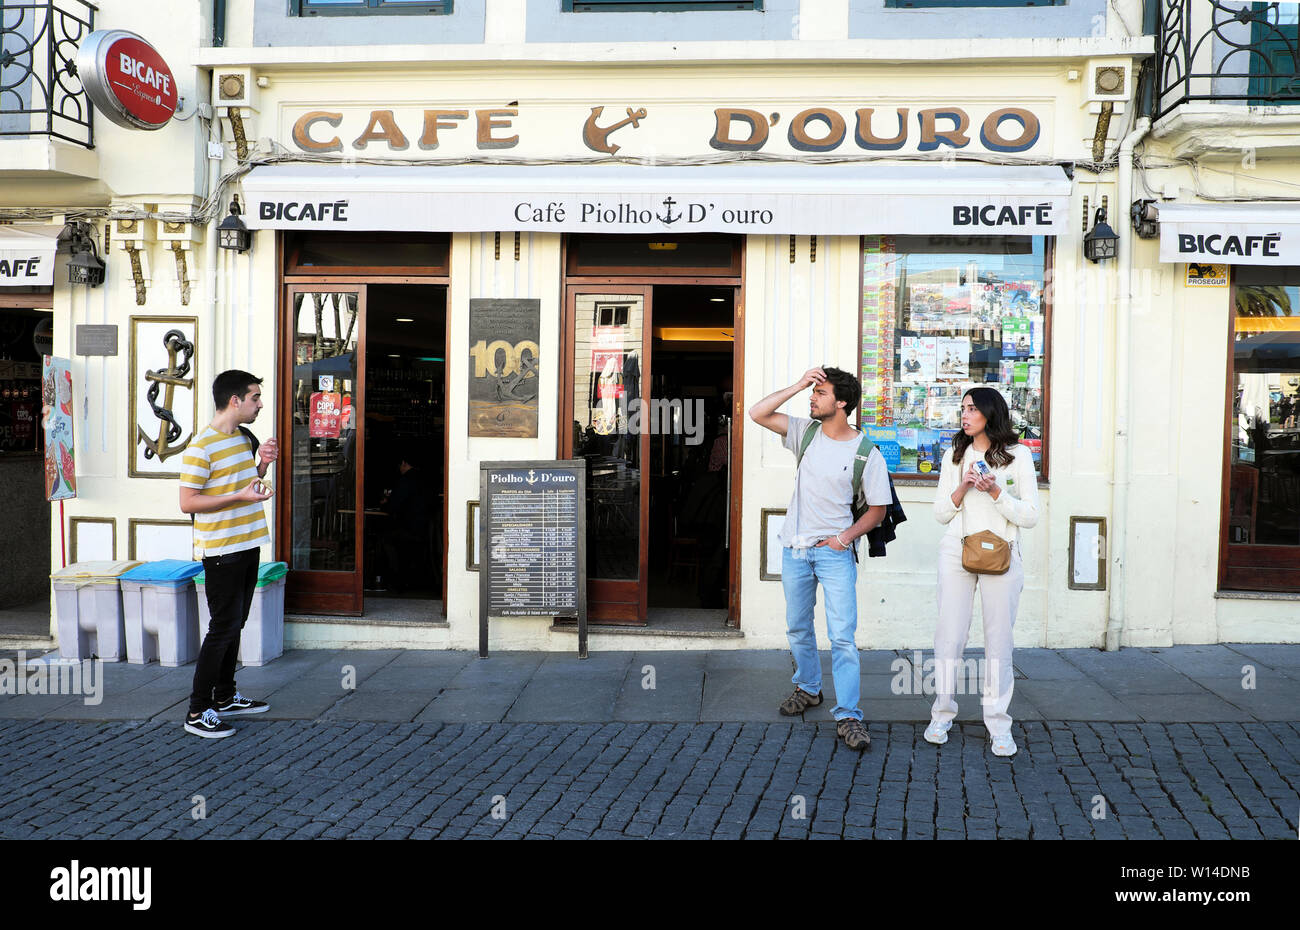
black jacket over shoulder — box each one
[864,481,907,558]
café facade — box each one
[23,29,1295,652]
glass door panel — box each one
[284,286,366,614]
[1224,277,1300,591]
[567,288,651,622]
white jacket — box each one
[933,443,1040,543]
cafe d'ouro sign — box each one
[76,30,178,131]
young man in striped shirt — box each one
[179,370,277,738]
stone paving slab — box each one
[0,718,1293,841]
[700,669,797,722]
[1196,677,1300,721]
[612,652,705,722]
[1015,680,1142,722]
[1147,645,1261,679]
[1112,692,1256,723]
[1226,643,1300,669]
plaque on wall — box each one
[468,298,540,438]
[479,460,587,658]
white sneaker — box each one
[923,719,952,745]
[990,734,1018,757]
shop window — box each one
[285,232,450,274]
[563,1,762,11]
[567,234,740,276]
[858,235,1050,478]
[1222,266,1300,591]
[291,0,452,15]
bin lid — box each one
[195,561,289,587]
[257,562,288,587]
[120,560,204,584]
[51,560,142,582]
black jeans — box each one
[188,547,259,715]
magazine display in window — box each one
[859,235,1047,476]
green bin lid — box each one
[195,561,288,587]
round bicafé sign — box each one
[75,30,178,131]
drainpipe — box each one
[1104,115,1152,652]
[213,0,227,48]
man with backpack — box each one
[749,366,890,751]
[178,370,276,739]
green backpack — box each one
[795,422,877,523]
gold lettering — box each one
[476,109,519,150]
[292,111,343,153]
[854,108,909,150]
[352,109,409,151]
[419,109,469,150]
[709,108,769,151]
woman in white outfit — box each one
[926,387,1040,757]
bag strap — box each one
[795,421,818,466]
[852,432,875,509]
[238,425,260,458]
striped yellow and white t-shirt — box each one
[180,426,271,558]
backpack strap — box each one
[852,432,875,505]
[238,425,260,459]
[795,421,819,467]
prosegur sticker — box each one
[1185,263,1228,288]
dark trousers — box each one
[188,547,259,715]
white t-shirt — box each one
[932,442,1040,543]
[779,416,893,548]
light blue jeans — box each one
[782,545,862,721]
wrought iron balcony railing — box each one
[0,0,96,148]
[1155,1,1300,120]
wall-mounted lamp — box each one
[1083,208,1119,263]
[217,196,251,252]
[66,221,105,286]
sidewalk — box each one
[1,644,1295,725]
[1,645,1296,840]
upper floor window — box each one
[883,1,1064,7]
[563,1,762,11]
[291,0,452,15]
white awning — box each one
[242,163,1071,236]
[1159,202,1300,266]
[0,226,60,287]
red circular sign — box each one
[102,35,177,127]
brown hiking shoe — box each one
[779,688,823,716]
[836,718,871,751]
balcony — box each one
[1154,1,1300,121]
[0,0,96,148]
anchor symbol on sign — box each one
[656,196,681,226]
[526,469,538,485]
[582,106,648,155]
[139,329,195,461]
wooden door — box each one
[561,286,652,623]
[280,285,367,614]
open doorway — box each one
[647,285,734,623]
[0,306,53,642]
[362,284,446,620]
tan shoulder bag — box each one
[959,459,1010,575]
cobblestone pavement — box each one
[1,718,1296,840]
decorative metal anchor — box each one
[138,329,194,461]
[582,106,648,155]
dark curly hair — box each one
[951,387,1018,468]
[821,366,861,418]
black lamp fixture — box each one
[66,221,105,287]
[217,195,251,252]
[1083,207,1119,263]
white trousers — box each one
[931,534,1024,738]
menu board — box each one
[479,460,588,656]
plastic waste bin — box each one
[120,560,204,667]
[195,561,288,667]
[51,560,142,661]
